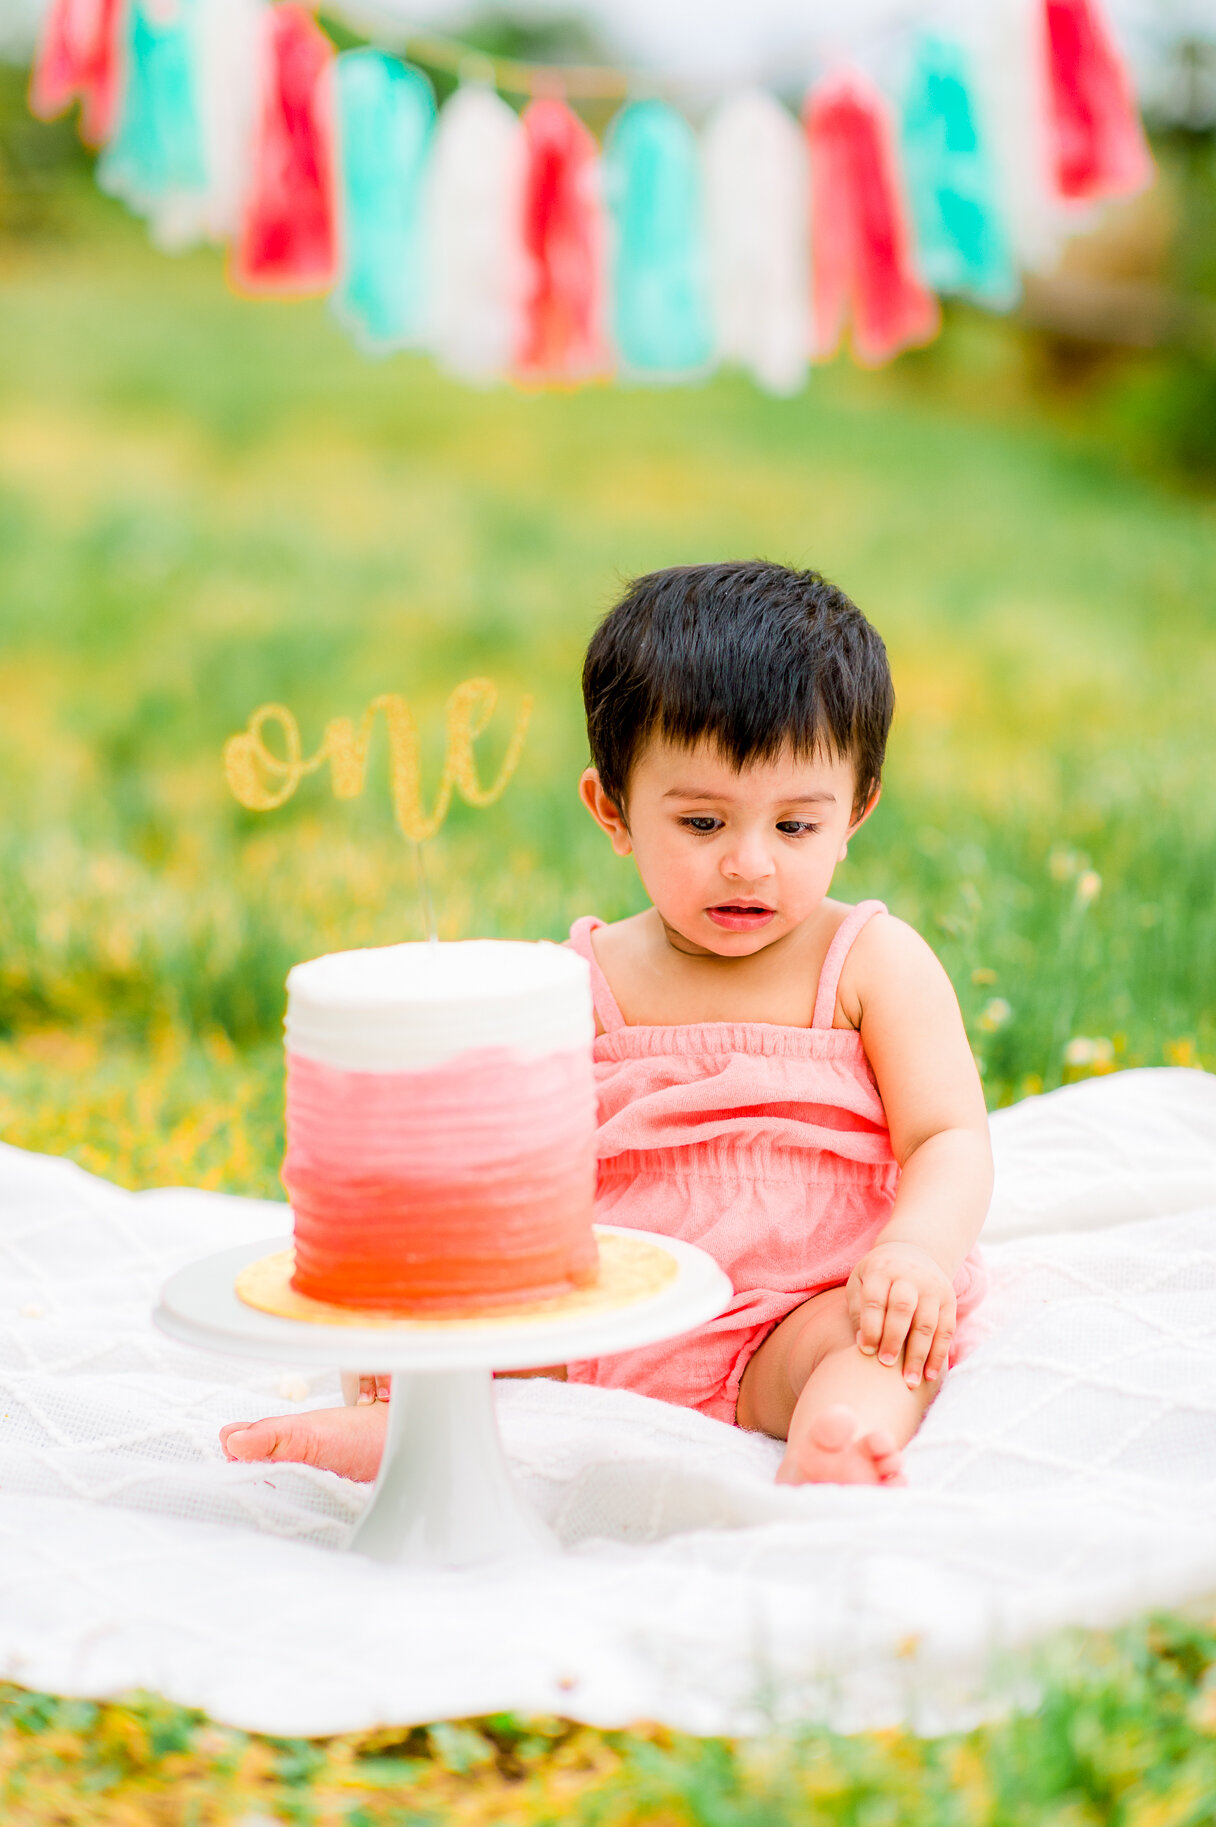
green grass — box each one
[0,177,1213,1190]
[0,119,1215,1822]
[3,1614,1216,1823]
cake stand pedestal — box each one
[154,1226,732,1569]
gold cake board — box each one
[236,1226,678,1331]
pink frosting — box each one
[283,1045,599,1310]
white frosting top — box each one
[285,939,595,1072]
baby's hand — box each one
[846,1242,956,1390]
[357,1374,391,1404]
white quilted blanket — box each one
[1,1067,1214,1738]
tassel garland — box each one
[806,71,939,367]
[423,86,527,384]
[605,101,712,378]
[517,98,606,383]
[31,0,126,147]
[1044,0,1151,203]
[97,0,206,214]
[901,34,1016,307]
[702,91,810,395]
[33,0,1155,389]
[232,2,337,295]
[147,0,265,251]
[332,51,435,351]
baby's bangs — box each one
[652,684,849,777]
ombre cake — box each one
[282,940,599,1311]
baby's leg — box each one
[220,1402,387,1483]
[737,1286,939,1486]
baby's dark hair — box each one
[582,561,894,818]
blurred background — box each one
[0,0,1213,1197]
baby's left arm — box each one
[844,914,993,1391]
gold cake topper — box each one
[224,680,532,930]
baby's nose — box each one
[722,838,776,881]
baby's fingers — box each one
[855,1270,894,1355]
[876,1279,920,1368]
[901,1302,941,1389]
[923,1314,955,1384]
[357,1373,391,1405]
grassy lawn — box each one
[0,119,1214,1822]
[1,191,1213,1186]
[3,1615,1216,1823]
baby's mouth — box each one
[706,902,776,932]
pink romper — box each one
[565,900,987,1423]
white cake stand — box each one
[155,1225,732,1569]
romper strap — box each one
[567,916,627,1033]
[811,900,888,1029]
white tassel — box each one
[422,84,527,385]
[702,90,810,396]
[151,0,266,252]
[975,0,1077,276]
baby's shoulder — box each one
[578,909,648,954]
[836,909,952,1024]
[846,907,934,963]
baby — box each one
[222,561,990,1487]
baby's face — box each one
[591,736,869,957]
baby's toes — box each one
[220,1418,280,1462]
[778,1404,881,1486]
[862,1428,906,1486]
[220,1415,314,1465]
[219,1420,254,1457]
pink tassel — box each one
[805,71,939,368]
[1043,0,1152,202]
[516,98,607,383]
[30,0,125,147]
[232,3,337,296]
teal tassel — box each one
[901,34,1017,308]
[605,101,712,378]
[98,0,206,208]
[332,51,435,352]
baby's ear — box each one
[849,784,882,837]
[579,768,633,857]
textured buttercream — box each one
[285,939,593,1072]
[284,1043,599,1309]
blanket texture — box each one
[1,1067,1214,1736]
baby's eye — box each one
[776,820,820,836]
[679,816,722,834]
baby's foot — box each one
[776,1403,906,1487]
[219,1402,387,1484]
